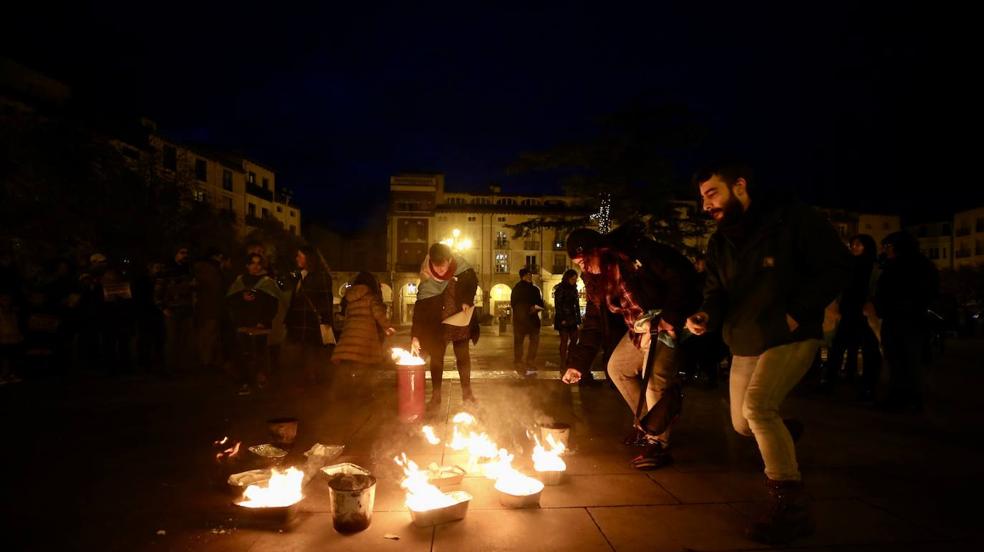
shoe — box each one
[782,418,804,444]
[462,390,478,403]
[622,428,648,447]
[427,391,443,411]
[745,479,814,544]
[631,440,673,470]
[237,384,251,396]
[523,369,538,379]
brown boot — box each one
[746,479,815,544]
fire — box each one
[237,467,304,508]
[532,434,567,472]
[422,425,441,445]
[452,412,475,425]
[391,347,425,366]
[448,425,499,467]
[395,454,458,512]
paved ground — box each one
[2,330,982,551]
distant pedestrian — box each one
[155,246,194,376]
[511,267,544,376]
[552,269,581,371]
[226,253,279,395]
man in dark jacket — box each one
[687,161,851,544]
[562,223,702,470]
[155,246,194,376]
[511,267,544,376]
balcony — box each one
[246,183,273,201]
[495,239,510,249]
[523,241,541,251]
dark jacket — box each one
[226,274,279,329]
[285,269,333,345]
[192,258,225,321]
[702,198,851,356]
[332,284,392,365]
[552,281,581,331]
[566,226,701,374]
[511,280,544,330]
[874,254,938,325]
[411,267,479,355]
[154,260,194,315]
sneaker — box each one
[631,440,673,470]
[237,384,252,396]
[622,428,648,447]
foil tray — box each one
[427,465,467,490]
[408,491,473,527]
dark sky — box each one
[5,1,979,230]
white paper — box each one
[442,305,475,327]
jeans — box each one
[607,331,680,443]
[730,339,820,481]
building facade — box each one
[953,206,984,268]
[908,221,954,271]
[386,174,594,324]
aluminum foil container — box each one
[249,444,288,458]
[427,465,467,490]
[409,491,472,527]
[534,469,565,486]
[228,469,272,489]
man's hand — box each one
[657,318,676,338]
[785,314,799,333]
[561,368,582,384]
[384,327,397,337]
[686,312,708,335]
[410,337,421,356]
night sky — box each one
[5,2,978,230]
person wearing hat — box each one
[562,222,702,470]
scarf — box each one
[417,254,471,301]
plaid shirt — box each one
[605,264,647,347]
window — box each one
[248,172,256,184]
[162,145,177,171]
[192,188,205,202]
[553,253,567,273]
[261,207,270,219]
[495,232,509,248]
[497,217,507,222]
[195,159,207,182]
[467,216,477,222]
[277,206,283,213]
[525,255,538,272]
[248,203,256,217]
[262,177,270,190]
[523,240,540,250]
[495,252,509,273]
[290,210,295,217]
[882,221,891,230]
[222,170,233,191]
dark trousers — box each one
[881,319,926,407]
[196,318,221,370]
[514,326,539,365]
[164,313,194,375]
[429,339,471,393]
[825,314,881,386]
[235,331,269,386]
[558,328,578,370]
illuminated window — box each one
[495,252,509,273]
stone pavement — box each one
[2,333,983,551]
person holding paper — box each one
[410,243,480,407]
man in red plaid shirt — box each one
[562,222,702,470]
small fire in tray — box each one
[236,467,304,508]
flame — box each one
[448,425,499,467]
[452,412,475,425]
[236,467,304,508]
[391,347,426,366]
[395,454,458,512]
[532,434,567,472]
[422,425,441,445]
[491,450,544,496]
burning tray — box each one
[426,465,467,490]
[495,479,545,509]
[232,500,301,529]
[534,469,565,486]
[408,491,472,527]
[227,469,272,496]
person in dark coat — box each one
[511,267,544,376]
[552,269,582,371]
[192,249,228,372]
[821,234,882,398]
[687,160,851,544]
[874,231,939,411]
[284,245,334,387]
[154,247,194,376]
[563,222,702,471]
[332,272,395,367]
[410,243,480,406]
[226,253,280,395]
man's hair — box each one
[246,253,264,266]
[692,159,754,191]
[562,268,578,280]
[519,267,531,278]
[429,243,452,264]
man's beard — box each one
[712,195,746,227]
